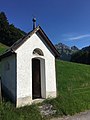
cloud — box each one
[69,34,90,40]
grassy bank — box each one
[0,102,42,120]
[0,43,8,55]
[46,60,90,116]
[0,60,90,119]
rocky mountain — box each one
[71,46,79,51]
[55,43,79,61]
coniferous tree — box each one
[71,46,90,65]
[0,12,26,46]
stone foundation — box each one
[16,96,32,107]
[16,91,57,107]
[46,91,57,98]
[16,96,44,107]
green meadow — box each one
[0,43,8,55]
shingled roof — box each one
[0,26,60,59]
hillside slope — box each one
[71,46,90,64]
[0,42,8,55]
[0,12,26,46]
[55,60,90,115]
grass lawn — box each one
[0,43,8,55]
[0,60,90,120]
[50,60,90,115]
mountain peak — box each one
[55,43,79,61]
[71,46,79,51]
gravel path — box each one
[51,110,90,120]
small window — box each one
[33,48,44,56]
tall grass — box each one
[54,60,90,115]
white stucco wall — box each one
[15,33,57,107]
[1,54,16,102]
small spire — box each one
[33,18,36,29]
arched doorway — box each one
[32,58,41,99]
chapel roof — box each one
[0,26,60,59]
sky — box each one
[0,0,90,49]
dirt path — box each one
[51,110,90,120]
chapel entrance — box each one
[32,58,41,99]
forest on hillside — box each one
[71,46,90,65]
[0,12,26,46]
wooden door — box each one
[32,59,41,99]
